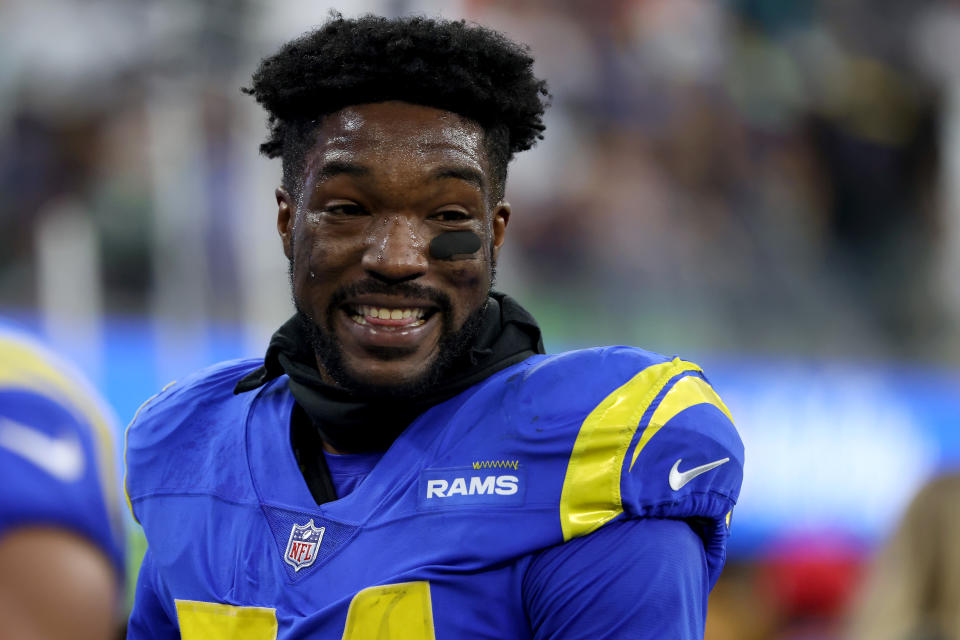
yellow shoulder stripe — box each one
[628,374,733,472]
[559,358,701,542]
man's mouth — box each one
[345,304,437,329]
[332,287,448,355]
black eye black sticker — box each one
[429,231,482,260]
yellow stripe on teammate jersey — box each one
[0,334,120,534]
[558,358,702,542]
[628,374,733,472]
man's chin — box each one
[296,311,444,397]
[296,296,488,399]
[333,357,443,398]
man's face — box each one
[277,101,510,394]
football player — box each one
[126,15,743,639]
[0,324,125,640]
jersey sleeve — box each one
[523,517,708,639]
[0,332,125,578]
[556,355,743,588]
[127,549,180,639]
[622,367,743,587]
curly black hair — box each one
[243,14,550,202]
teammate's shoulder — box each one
[0,322,56,358]
[0,323,125,576]
[0,324,108,411]
[0,322,119,470]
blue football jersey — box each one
[0,326,125,577]
[126,346,743,638]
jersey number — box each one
[175,581,435,639]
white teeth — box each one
[353,305,424,327]
[354,305,426,320]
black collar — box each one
[235,291,544,455]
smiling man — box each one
[283,101,509,400]
[125,14,744,639]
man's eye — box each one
[433,210,470,222]
[325,204,367,216]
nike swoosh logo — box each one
[0,417,85,482]
[669,457,729,491]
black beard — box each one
[293,281,490,399]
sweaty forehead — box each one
[309,102,486,166]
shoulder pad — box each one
[124,358,264,522]
[504,347,674,430]
[548,352,743,584]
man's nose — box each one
[361,215,429,283]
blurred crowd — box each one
[3,2,960,637]
[472,0,955,359]
[2,0,959,360]
[707,471,960,640]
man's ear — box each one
[491,201,511,261]
[276,187,294,260]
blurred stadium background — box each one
[3,0,960,637]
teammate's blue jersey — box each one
[126,346,743,639]
[0,325,125,577]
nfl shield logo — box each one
[284,519,325,572]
